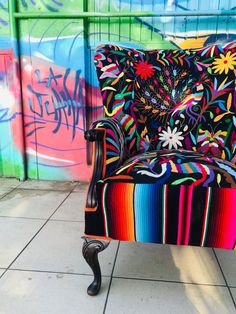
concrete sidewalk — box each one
[0,178,235,314]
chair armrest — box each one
[84,118,126,209]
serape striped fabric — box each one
[85,183,236,249]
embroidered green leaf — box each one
[111,50,126,56]
[169,117,174,127]
[207,67,212,74]
[172,178,196,185]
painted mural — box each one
[0,0,235,181]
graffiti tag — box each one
[27,67,86,139]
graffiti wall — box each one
[0,0,235,181]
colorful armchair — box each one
[82,42,236,295]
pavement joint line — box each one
[5,268,111,278]
[13,181,82,193]
[0,216,47,221]
[12,187,87,193]
[212,248,236,309]
[0,190,74,281]
[14,187,76,192]
[0,216,84,222]
[2,267,229,288]
[111,276,229,287]
[71,183,88,190]
[103,241,120,314]
[49,218,85,223]
[0,185,21,201]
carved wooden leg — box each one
[82,237,110,296]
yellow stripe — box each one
[104,102,124,117]
[106,156,120,165]
[116,160,136,174]
[169,160,178,172]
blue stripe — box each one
[106,138,119,149]
[134,184,163,243]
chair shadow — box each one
[111,241,229,313]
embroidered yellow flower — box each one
[212,51,236,74]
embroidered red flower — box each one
[134,60,155,80]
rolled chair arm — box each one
[85,118,126,209]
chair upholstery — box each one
[84,42,236,250]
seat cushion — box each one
[101,150,236,188]
[85,182,236,249]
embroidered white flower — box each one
[159,126,184,149]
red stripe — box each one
[207,188,236,249]
[106,144,118,152]
[192,164,207,186]
[105,183,135,241]
[177,186,186,245]
[163,185,168,244]
[183,186,193,245]
[122,116,133,129]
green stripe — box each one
[171,177,196,185]
[125,119,134,131]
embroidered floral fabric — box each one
[91,118,127,176]
[94,42,236,164]
[102,150,236,188]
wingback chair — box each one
[82,41,236,295]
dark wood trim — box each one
[82,237,110,296]
[84,129,105,209]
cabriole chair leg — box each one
[82,237,110,296]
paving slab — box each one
[0,269,6,276]
[19,180,78,191]
[0,270,108,314]
[12,220,118,276]
[114,242,225,285]
[230,288,236,305]
[73,183,88,192]
[0,178,22,198]
[0,189,69,219]
[214,249,236,287]
[106,278,235,314]
[0,217,45,268]
[51,191,85,222]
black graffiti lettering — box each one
[27,68,85,139]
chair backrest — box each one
[94,42,236,163]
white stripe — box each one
[27,148,74,164]
[201,187,211,247]
[137,164,167,178]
